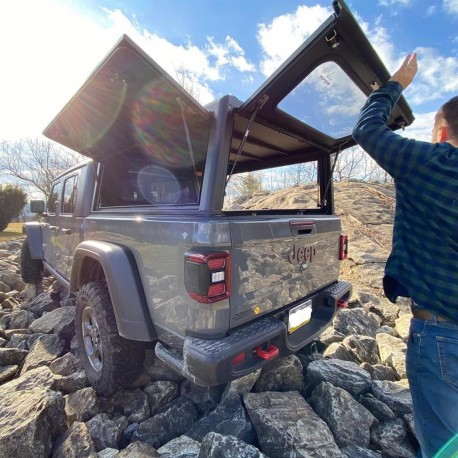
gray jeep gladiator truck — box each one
[22,0,413,394]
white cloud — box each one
[406,48,458,104]
[206,36,255,74]
[353,13,400,74]
[378,0,410,6]
[257,4,331,77]
[257,5,401,80]
[0,0,253,140]
[403,111,436,141]
[444,0,458,14]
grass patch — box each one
[0,222,25,243]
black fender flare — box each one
[23,222,44,259]
[71,240,156,341]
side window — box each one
[47,181,62,214]
[62,175,79,214]
[98,159,199,208]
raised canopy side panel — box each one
[43,35,210,163]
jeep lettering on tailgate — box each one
[288,244,316,265]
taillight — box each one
[339,235,348,260]
[185,251,231,303]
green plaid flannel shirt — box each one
[353,81,458,321]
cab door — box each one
[43,180,62,271]
[57,173,80,278]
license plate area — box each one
[288,299,312,334]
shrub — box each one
[0,184,27,231]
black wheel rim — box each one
[81,306,103,371]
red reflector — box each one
[256,344,279,360]
[208,258,226,269]
[187,254,205,264]
[339,235,348,260]
[208,283,225,297]
[231,352,246,365]
[337,299,348,308]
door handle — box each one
[49,225,58,233]
[290,221,315,236]
[62,228,72,235]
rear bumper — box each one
[155,280,351,386]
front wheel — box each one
[75,282,145,395]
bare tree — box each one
[286,163,318,186]
[0,138,81,198]
[363,156,394,183]
[333,146,367,181]
[175,65,201,101]
[332,145,394,183]
[227,172,263,202]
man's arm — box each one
[352,53,433,180]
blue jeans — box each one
[406,315,458,458]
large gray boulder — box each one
[371,418,416,457]
[86,413,128,451]
[0,346,28,365]
[372,380,413,416]
[29,306,75,334]
[65,387,100,424]
[143,380,180,415]
[309,382,378,448]
[132,397,198,449]
[307,358,373,396]
[20,334,65,374]
[253,355,304,393]
[157,435,201,458]
[221,369,261,402]
[198,432,267,458]
[333,308,381,338]
[52,421,97,458]
[244,391,341,457]
[186,396,255,444]
[0,375,66,457]
[101,388,150,424]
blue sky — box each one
[1,0,457,143]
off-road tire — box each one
[75,281,145,395]
[20,238,44,284]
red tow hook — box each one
[256,344,279,360]
[337,299,348,308]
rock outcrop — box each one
[0,236,419,457]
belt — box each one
[411,308,457,324]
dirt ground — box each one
[334,181,395,296]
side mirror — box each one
[30,200,45,213]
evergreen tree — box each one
[0,184,27,231]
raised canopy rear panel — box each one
[229,0,414,174]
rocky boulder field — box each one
[0,182,420,457]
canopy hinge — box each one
[325,30,340,49]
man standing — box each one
[352,53,458,457]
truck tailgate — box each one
[228,215,342,327]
